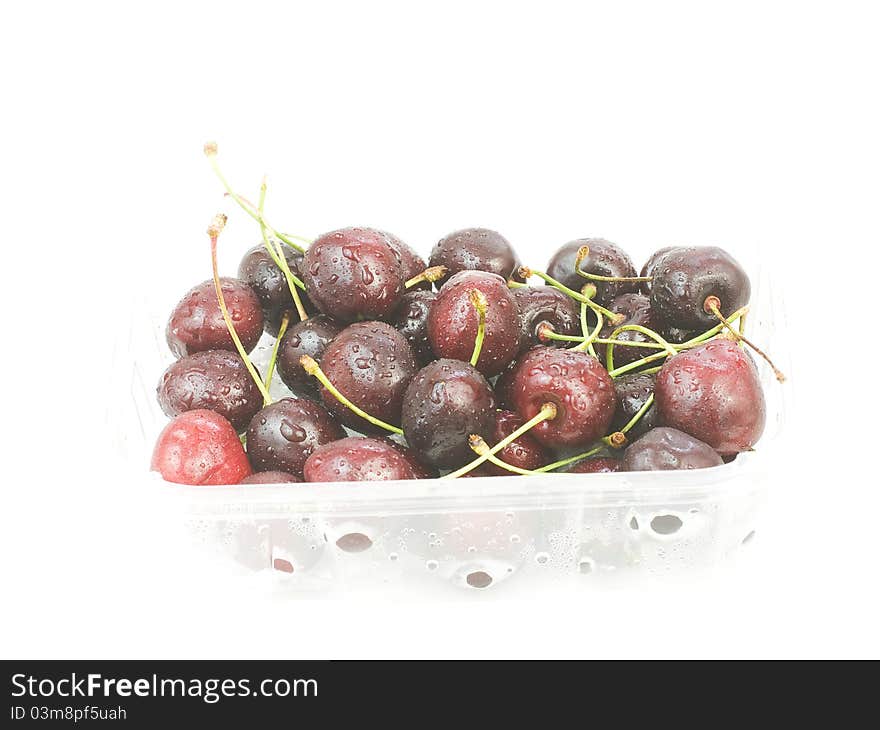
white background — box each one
[1,1,878,659]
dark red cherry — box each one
[595,293,660,367]
[660,324,697,344]
[303,437,420,482]
[513,286,580,352]
[302,227,404,322]
[246,398,345,477]
[610,372,663,438]
[157,350,262,432]
[427,271,520,377]
[276,315,344,400]
[545,238,638,307]
[318,321,418,433]
[389,290,437,366]
[654,338,765,455]
[238,244,315,335]
[621,427,723,471]
[429,228,520,286]
[384,233,429,290]
[567,457,621,474]
[506,347,616,448]
[639,246,680,295]
[239,471,302,484]
[484,410,551,476]
[650,246,750,331]
[166,278,263,358]
[401,359,496,469]
[151,410,252,485]
[382,439,439,479]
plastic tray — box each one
[113,243,788,594]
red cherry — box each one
[484,410,552,476]
[303,437,420,482]
[151,410,251,485]
[567,457,621,474]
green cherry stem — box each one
[262,311,290,399]
[469,289,488,367]
[518,266,625,325]
[506,279,528,289]
[442,403,558,479]
[299,355,404,435]
[535,444,606,473]
[605,324,676,371]
[704,296,786,383]
[468,436,540,476]
[574,245,652,283]
[405,265,447,289]
[208,214,272,404]
[620,393,654,434]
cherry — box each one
[385,233,429,290]
[389,290,437,366]
[429,228,520,286]
[240,471,302,484]
[151,410,252,485]
[303,437,420,482]
[654,338,765,455]
[316,321,418,433]
[157,350,263,432]
[401,359,496,468]
[246,398,345,477]
[276,315,344,399]
[595,293,660,367]
[649,246,750,331]
[427,270,520,377]
[382,439,440,479]
[660,324,697,344]
[506,347,616,448]
[638,246,679,295]
[302,227,404,322]
[611,372,663,438]
[621,427,723,471]
[567,457,621,474]
[513,286,580,352]
[166,278,263,358]
[545,238,638,307]
[238,244,314,335]
[483,410,551,476]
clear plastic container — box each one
[114,245,788,594]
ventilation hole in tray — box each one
[650,515,683,535]
[629,516,639,530]
[742,530,756,545]
[466,571,493,589]
[335,532,373,553]
[578,559,594,575]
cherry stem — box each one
[208,214,272,404]
[203,142,306,254]
[442,403,558,479]
[405,265,447,289]
[263,311,290,398]
[258,177,308,321]
[574,245,652,283]
[605,324,676,371]
[535,444,605,473]
[621,393,654,434]
[299,355,404,435]
[469,289,488,367]
[468,436,540,476]
[704,296,785,382]
[506,279,528,289]
[571,299,602,354]
[518,266,625,325]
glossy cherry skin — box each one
[545,238,638,307]
[151,410,252,485]
[401,359,497,469]
[654,338,765,455]
[385,233,429,290]
[382,439,439,479]
[390,290,437,366]
[429,228,520,287]
[276,315,344,400]
[427,271,520,377]
[639,246,679,295]
[302,227,404,322]
[303,437,420,482]
[506,347,616,448]
[595,293,660,367]
[239,471,302,484]
[318,321,418,433]
[650,246,750,331]
[246,398,345,477]
[157,350,262,432]
[166,278,263,358]
[238,244,315,335]
[567,457,621,474]
[611,372,663,439]
[513,286,580,352]
[621,427,723,471]
[484,410,551,476]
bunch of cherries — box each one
[151,145,784,486]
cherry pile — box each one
[151,144,784,486]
